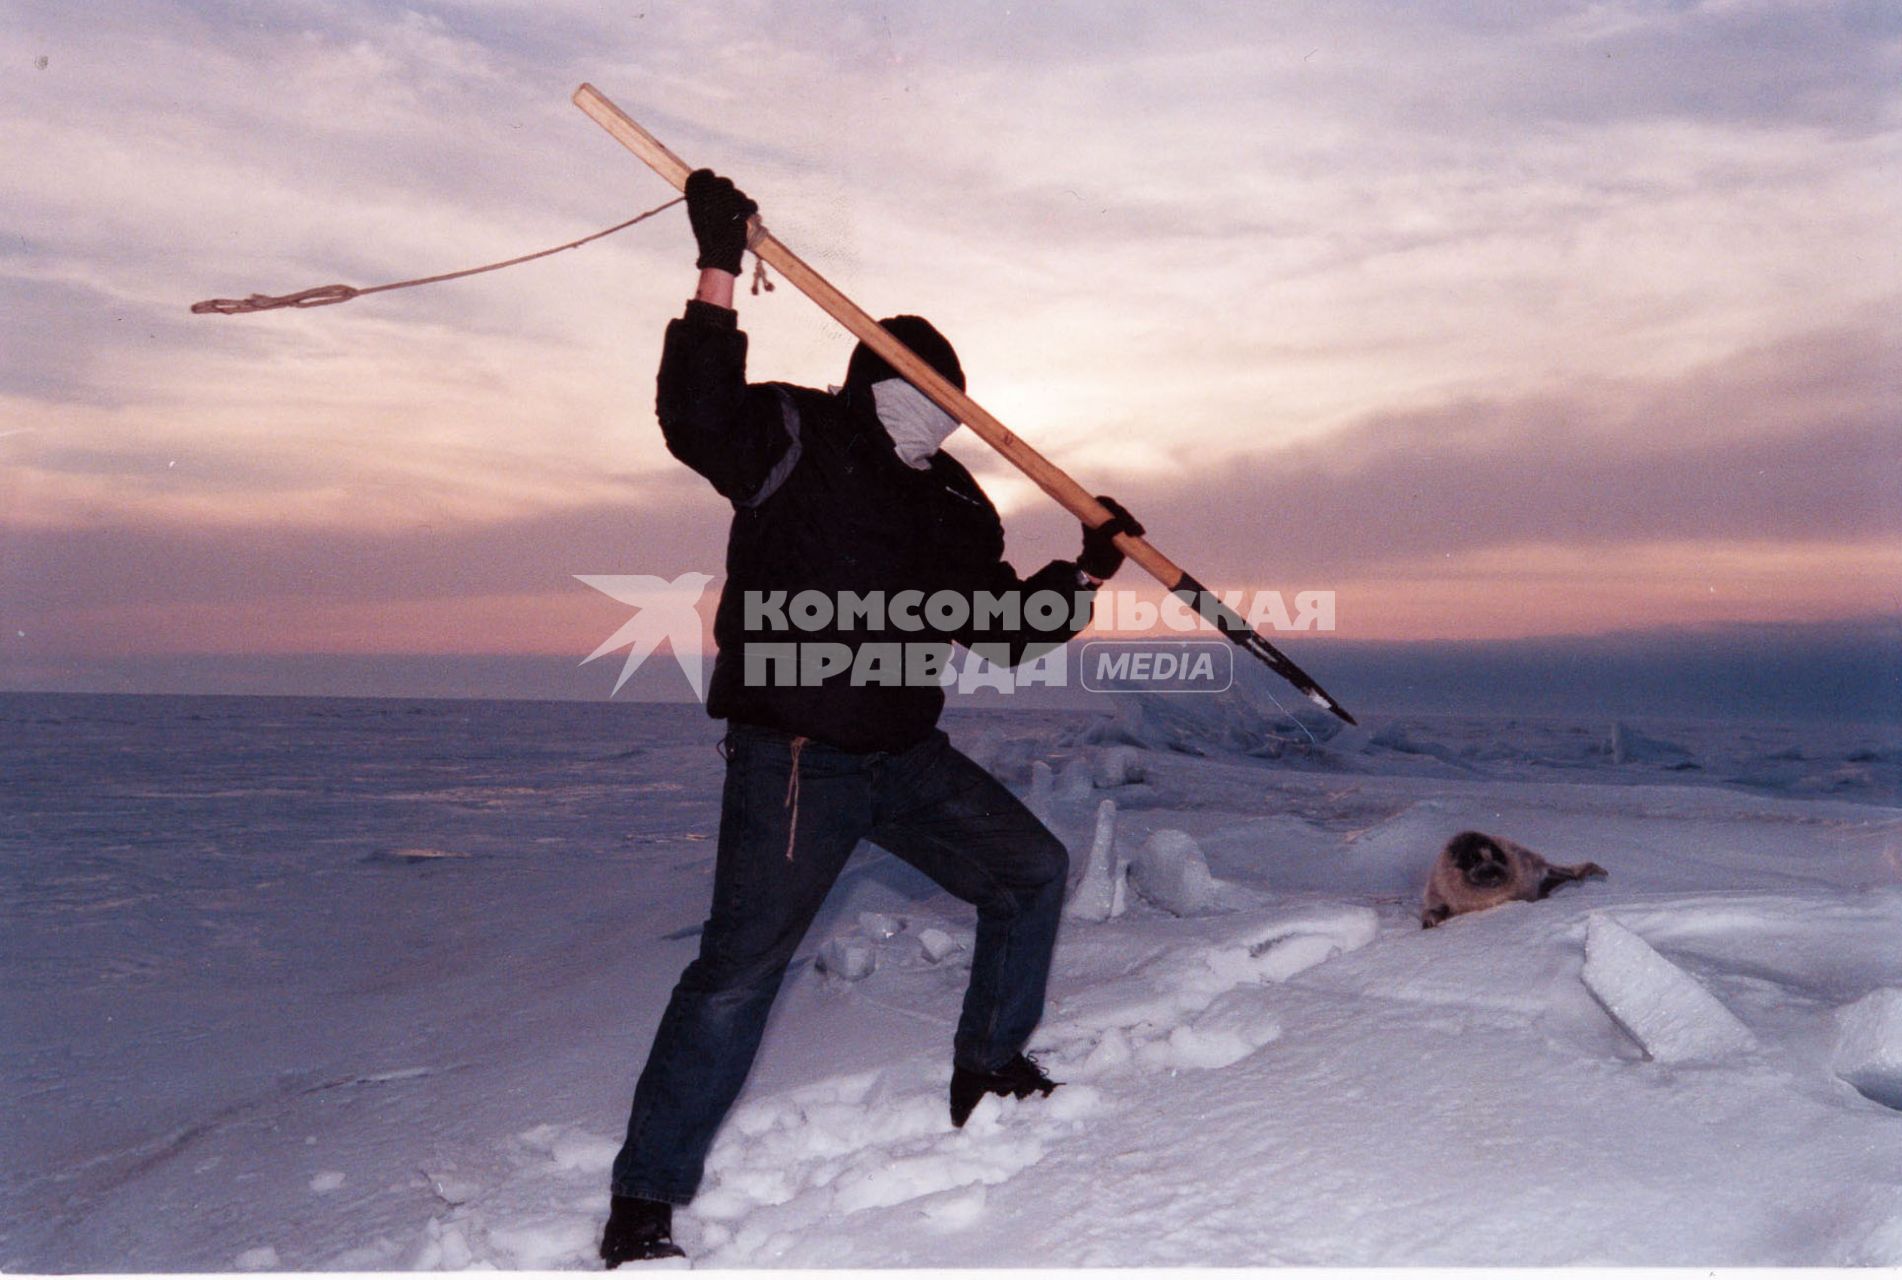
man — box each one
[601,170,1142,1266]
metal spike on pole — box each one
[573,83,1355,726]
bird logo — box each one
[576,572,715,700]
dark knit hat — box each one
[843,315,965,394]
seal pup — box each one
[1422,830,1607,928]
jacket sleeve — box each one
[957,554,1096,668]
[655,300,798,506]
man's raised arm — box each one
[653,171,795,505]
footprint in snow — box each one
[1044,903,1378,1079]
[372,1123,625,1270]
[688,1062,1100,1265]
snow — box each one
[1127,828,1234,916]
[1607,720,1695,767]
[816,936,879,981]
[1091,744,1146,788]
[1833,988,1902,1110]
[916,927,960,963]
[1580,914,1758,1063]
[1024,759,1054,823]
[3,692,1901,1268]
[1052,757,1095,802]
[1062,799,1122,923]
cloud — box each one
[1,473,728,614]
[1047,323,1902,582]
[8,320,1890,657]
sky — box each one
[1,0,1898,703]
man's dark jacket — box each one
[656,300,1091,753]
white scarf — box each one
[872,378,961,468]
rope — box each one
[745,219,776,296]
[783,735,807,861]
[190,195,685,316]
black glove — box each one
[1078,496,1144,581]
[685,168,757,275]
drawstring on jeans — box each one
[783,736,808,861]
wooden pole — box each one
[572,83,1354,724]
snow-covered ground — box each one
[3,690,1900,1269]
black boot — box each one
[949,1053,1060,1128]
[600,1194,685,1267]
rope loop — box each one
[190,285,361,315]
[746,219,775,296]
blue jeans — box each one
[610,724,1069,1205]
